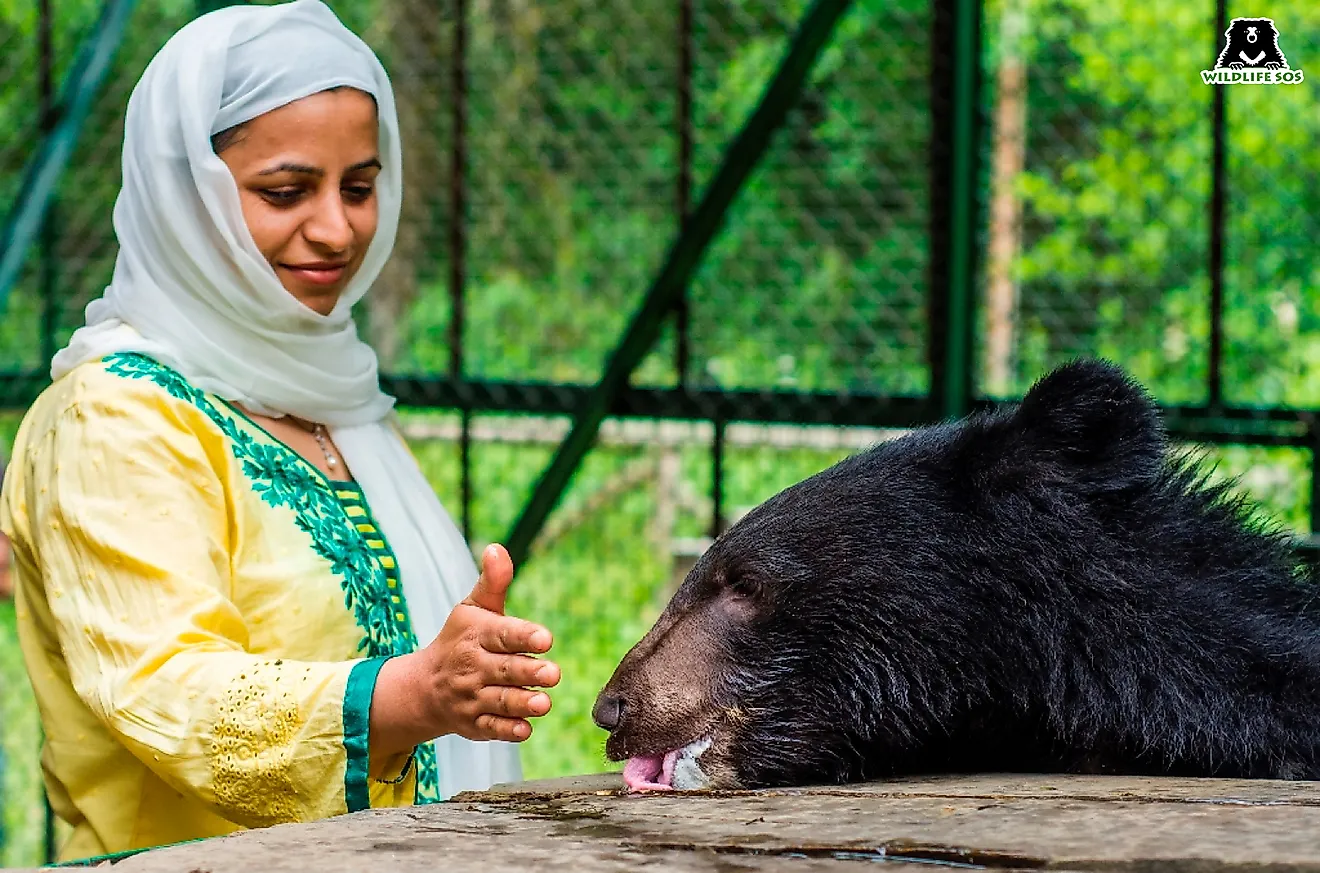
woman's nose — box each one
[303,192,354,253]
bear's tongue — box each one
[622,750,679,792]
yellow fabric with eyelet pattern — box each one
[0,355,426,864]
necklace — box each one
[290,417,338,472]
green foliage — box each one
[1003,0,1320,404]
[0,602,45,869]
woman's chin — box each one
[280,280,345,317]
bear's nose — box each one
[592,693,626,731]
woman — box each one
[0,0,560,862]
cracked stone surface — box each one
[49,773,1320,871]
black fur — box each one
[668,360,1320,787]
[1215,18,1290,70]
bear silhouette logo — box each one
[1216,18,1288,70]
[1203,18,1305,85]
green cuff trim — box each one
[50,839,202,868]
[343,655,392,813]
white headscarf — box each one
[50,0,520,800]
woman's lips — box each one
[282,263,347,285]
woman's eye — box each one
[260,187,302,205]
[344,185,374,202]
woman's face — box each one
[216,88,381,316]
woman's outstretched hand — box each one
[371,543,560,756]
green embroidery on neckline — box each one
[101,352,441,804]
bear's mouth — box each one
[621,736,712,791]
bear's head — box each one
[1217,18,1288,68]
[592,359,1171,790]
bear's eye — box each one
[714,571,768,621]
[724,574,763,601]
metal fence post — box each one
[0,0,136,315]
[929,0,984,421]
[504,0,856,569]
[1208,0,1227,408]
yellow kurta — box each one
[0,352,440,863]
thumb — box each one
[465,543,514,615]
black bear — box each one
[593,360,1320,791]
[1215,18,1290,70]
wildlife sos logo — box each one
[1202,18,1304,85]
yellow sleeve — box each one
[22,379,411,827]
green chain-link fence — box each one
[2,0,1317,865]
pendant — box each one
[313,425,338,469]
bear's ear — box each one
[1009,359,1166,491]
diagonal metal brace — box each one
[0,0,137,314]
[504,0,855,570]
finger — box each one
[473,714,534,743]
[479,615,553,655]
[478,686,553,720]
[485,653,562,689]
[464,543,514,615]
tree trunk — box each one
[984,0,1028,397]
[365,0,452,369]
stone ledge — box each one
[51,773,1320,871]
